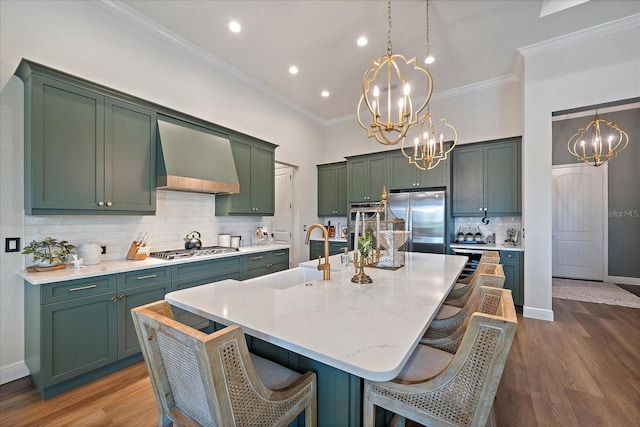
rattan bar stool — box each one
[447,251,500,299]
[444,262,505,309]
[363,288,517,427]
[131,301,317,427]
[422,287,511,354]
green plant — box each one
[22,237,75,266]
[358,235,373,259]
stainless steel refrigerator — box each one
[387,189,446,254]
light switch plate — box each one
[5,237,20,253]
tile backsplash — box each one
[453,216,523,245]
[24,190,264,262]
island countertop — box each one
[165,252,467,382]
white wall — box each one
[521,18,640,321]
[0,0,324,383]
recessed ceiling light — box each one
[228,21,241,33]
[357,37,368,47]
[321,90,330,97]
[425,55,435,65]
[289,66,299,75]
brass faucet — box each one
[304,224,331,280]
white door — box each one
[552,164,604,280]
[274,165,294,265]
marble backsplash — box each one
[24,190,265,262]
[453,216,523,245]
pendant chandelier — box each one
[357,1,433,146]
[567,113,629,167]
[400,0,457,171]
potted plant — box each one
[22,237,74,269]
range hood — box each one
[156,118,240,194]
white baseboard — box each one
[0,361,29,385]
[608,276,640,286]
[523,306,554,322]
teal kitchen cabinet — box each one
[347,152,388,202]
[317,162,348,216]
[216,135,277,216]
[117,268,172,358]
[245,248,290,279]
[452,138,521,216]
[19,64,157,215]
[388,149,448,190]
[499,250,524,306]
[309,240,349,260]
[171,256,245,330]
[24,267,170,399]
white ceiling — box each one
[115,0,640,124]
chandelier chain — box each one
[387,0,393,55]
[425,0,430,59]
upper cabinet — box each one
[388,149,448,190]
[215,135,277,216]
[19,62,157,215]
[317,162,347,216]
[452,137,521,216]
[347,152,388,202]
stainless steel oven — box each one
[348,203,380,250]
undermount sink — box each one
[244,267,324,289]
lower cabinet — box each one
[24,249,290,399]
[500,250,524,306]
[245,248,290,279]
[25,267,171,399]
[309,240,349,260]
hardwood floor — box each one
[1,298,638,426]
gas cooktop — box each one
[149,246,239,260]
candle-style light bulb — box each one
[398,98,404,122]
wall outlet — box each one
[100,245,106,254]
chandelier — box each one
[567,113,629,167]
[357,1,433,145]
[400,0,457,170]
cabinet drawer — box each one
[500,251,518,261]
[172,256,244,279]
[41,275,117,305]
[119,267,170,289]
[245,252,269,267]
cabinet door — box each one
[42,293,118,387]
[484,141,521,215]
[452,146,484,215]
[105,99,157,213]
[349,158,369,202]
[218,137,253,214]
[253,144,275,215]
[416,157,448,188]
[500,251,523,306]
[28,75,105,212]
[318,166,338,216]
[118,282,171,359]
[389,153,417,190]
[368,156,387,201]
[335,164,348,215]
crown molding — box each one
[518,13,640,58]
[94,0,325,125]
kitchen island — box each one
[165,252,467,426]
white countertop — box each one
[18,244,290,285]
[450,243,524,252]
[165,252,467,382]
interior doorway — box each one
[274,164,294,266]
[552,163,606,280]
